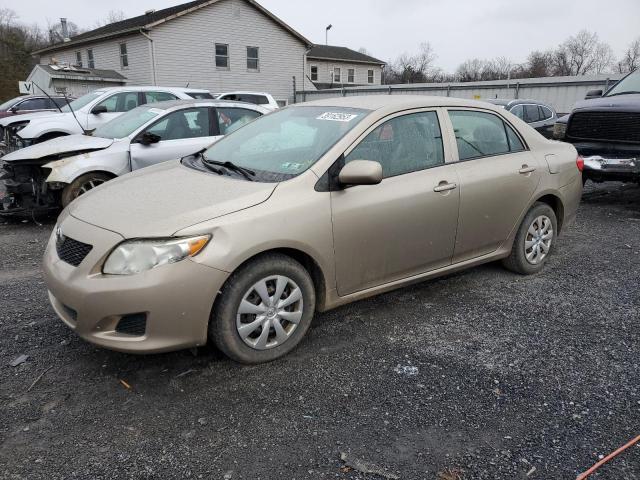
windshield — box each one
[60,92,103,112]
[200,106,368,181]
[93,106,162,139]
[0,96,21,111]
[606,69,640,96]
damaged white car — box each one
[0,100,267,216]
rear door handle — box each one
[519,165,536,174]
[433,181,458,193]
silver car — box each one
[0,100,267,215]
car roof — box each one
[140,99,269,112]
[218,91,272,96]
[95,86,210,93]
[297,95,507,113]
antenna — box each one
[61,92,90,135]
[30,80,63,113]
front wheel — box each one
[209,253,316,364]
[61,172,112,208]
[502,202,558,275]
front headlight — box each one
[103,235,210,275]
[553,122,567,140]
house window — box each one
[310,65,318,81]
[333,67,341,83]
[75,51,82,67]
[246,46,259,71]
[216,43,229,69]
[87,49,95,69]
[119,43,129,69]
[368,69,374,84]
[348,68,355,83]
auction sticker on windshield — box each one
[316,112,360,122]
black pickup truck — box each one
[554,69,640,184]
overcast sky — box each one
[6,0,640,71]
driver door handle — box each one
[519,165,536,174]
[433,181,458,193]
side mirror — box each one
[585,89,603,99]
[338,160,382,186]
[138,132,161,146]
[91,105,108,114]
[9,106,19,113]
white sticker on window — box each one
[316,112,359,122]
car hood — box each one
[69,160,278,238]
[2,134,113,162]
[572,94,640,112]
[0,111,60,127]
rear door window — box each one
[145,91,179,103]
[216,107,262,135]
[449,110,523,160]
[523,104,541,123]
[345,111,445,178]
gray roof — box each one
[307,45,386,65]
[34,0,311,55]
[38,64,127,83]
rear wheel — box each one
[502,202,557,275]
[61,172,112,207]
[209,253,316,364]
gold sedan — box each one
[43,96,583,363]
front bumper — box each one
[582,155,640,182]
[43,214,228,354]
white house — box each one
[306,45,386,90]
[32,0,313,105]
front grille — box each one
[567,111,640,144]
[56,235,93,267]
[115,313,147,336]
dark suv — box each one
[554,69,640,184]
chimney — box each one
[60,18,70,42]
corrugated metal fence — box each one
[295,74,624,114]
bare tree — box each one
[617,37,640,73]
[0,8,47,100]
[386,42,440,84]
[551,30,614,75]
[94,10,127,28]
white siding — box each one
[151,0,307,102]
[39,34,152,86]
[308,60,382,86]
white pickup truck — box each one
[0,86,212,153]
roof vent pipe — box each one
[60,18,70,42]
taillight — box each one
[576,156,584,172]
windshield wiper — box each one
[606,91,640,97]
[202,157,255,181]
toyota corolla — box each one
[43,96,583,364]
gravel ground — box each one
[0,182,639,480]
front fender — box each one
[43,150,130,184]
[19,121,81,140]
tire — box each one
[502,202,558,275]
[61,172,113,208]
[209,253,316,364]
